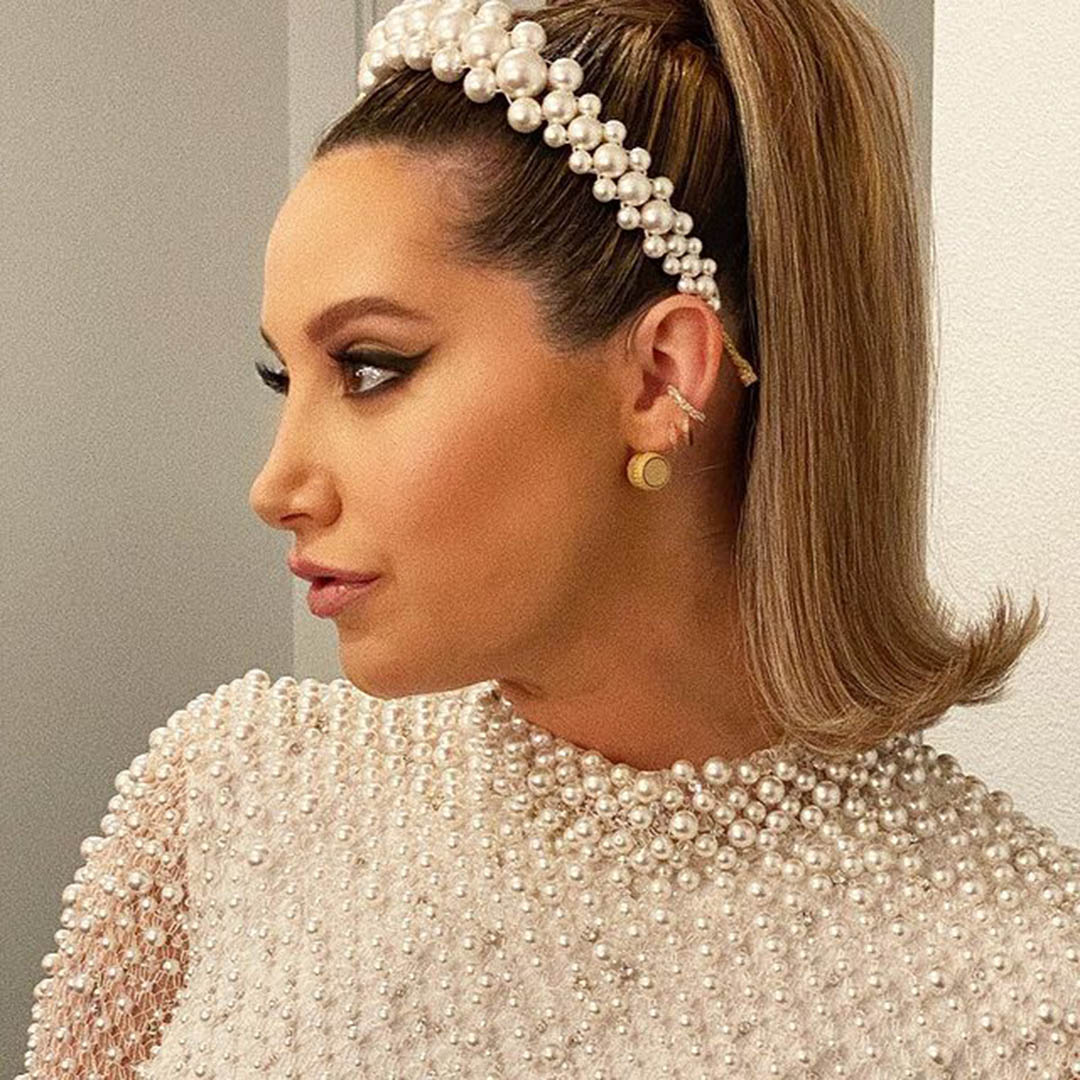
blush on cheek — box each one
[384,416,537,628]
[382,351,601,659]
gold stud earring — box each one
[626,451,672,491]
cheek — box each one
[381,375,612,634]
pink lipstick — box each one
[306,576,380,618]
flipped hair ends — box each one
[313,0,1048,758]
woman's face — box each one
[250,145,633,699]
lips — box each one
[287,552,378,583]
[306,575,380,617]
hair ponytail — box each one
[700,0,1047,754]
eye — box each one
[255,348,422,399]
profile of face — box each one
[250,146,617,697]
[250,145,735,704]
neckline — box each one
[464,678,927,892]
[480,679,830,786]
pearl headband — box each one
[354,0,760,390]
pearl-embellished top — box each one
[14,668,1080,1078]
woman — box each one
[15,0,1078,1076]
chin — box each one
[339,653,490,704]
[338,654,433,702]
[339,667,408,702]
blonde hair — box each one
[313,0,1048,757]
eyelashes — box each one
[255,348,428,400]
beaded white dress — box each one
[14,667,1080,1079]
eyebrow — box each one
[259,295,432,353]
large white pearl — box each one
[384,10,408,42]
[547,57,583,92]
[616,171,652,206]
[542,122,568,147]
[643,235,667,258]
[567,149,593,174]
[566,114,603,150]
[462,63,496,98]
[592,177,618,202]
[432,45,467,83]
[603,119,627,144]
[403,36,434,69]
[476,0,514,28]
[367,24,388,51]
[509,19,546,51]
[363,50,391,78]
[460,23,509,66]
[495,47,548,99]
[541,89,577,125]
[640,199,676,234]
[404,4,439,36]
[507,97,543,133]
[430,9,472,45]
[592,143,630,178]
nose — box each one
[248,453,309,531]
[248,403,336,531]
[248,464,284,529]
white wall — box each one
[925,2,1080,841]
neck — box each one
[493,547,782,773]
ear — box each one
[614,295,726,453]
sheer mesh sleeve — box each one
[14,704,198,1080]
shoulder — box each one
[912,738,1079,910]
[171,667,479,781]
[893,738,1080,1072]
